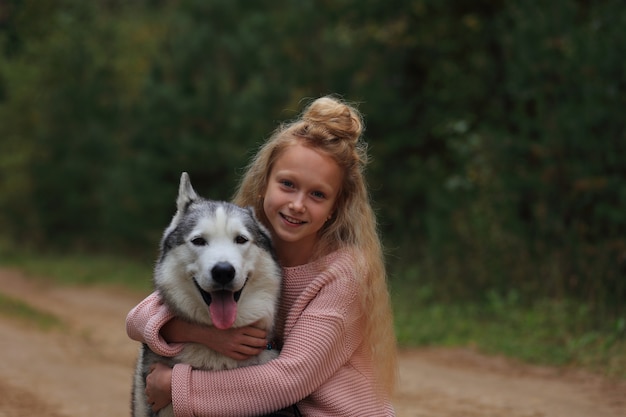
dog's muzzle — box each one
[192,272,249,330]
[211,261,235,285]
[192,278,246,307]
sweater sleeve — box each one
[125,291,185,357]
[171,270,362,416]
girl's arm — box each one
[169,277,363,417]
[162,317,269,361]
[126,292,183,357]
[126,292,269,360]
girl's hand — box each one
[145,362,172,413]
[162,318,269,361]
[208,323,269,360]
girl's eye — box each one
[191,237,207,246]
[280,180,294,188]
[312,191,326,199]
[235,235,249,245]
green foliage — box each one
[377,0,626,315]
[0,0,624,321]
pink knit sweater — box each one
[126,249,395,416]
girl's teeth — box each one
[284,215,303,224]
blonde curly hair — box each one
[233,95,397,397]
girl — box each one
[126,96,397,416]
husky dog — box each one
[132,172,282,417]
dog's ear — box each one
[162,172,198,237]
[246,206,275,254]
[176,172,198,213]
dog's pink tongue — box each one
[209,291,238,330]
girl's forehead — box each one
[272,144,342,188]
[274,144,336,170]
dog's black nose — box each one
[212,262,236,284]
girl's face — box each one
[263,143,342,266]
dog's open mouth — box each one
[193,279,247,330]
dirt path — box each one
[0,268,624,417]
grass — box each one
[0,249,154,293]
[0,292,64,330]
[393,285,626,378]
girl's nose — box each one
[289,194,306,212]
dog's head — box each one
[155,172,277,329]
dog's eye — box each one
[235,235,249,245]
[191,237,207,246]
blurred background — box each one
[0,0,624,373]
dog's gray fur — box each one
[132,172,281,417]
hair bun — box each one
[301,96,363,145]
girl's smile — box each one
[280,213,306,225]
[263,143,342,266]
